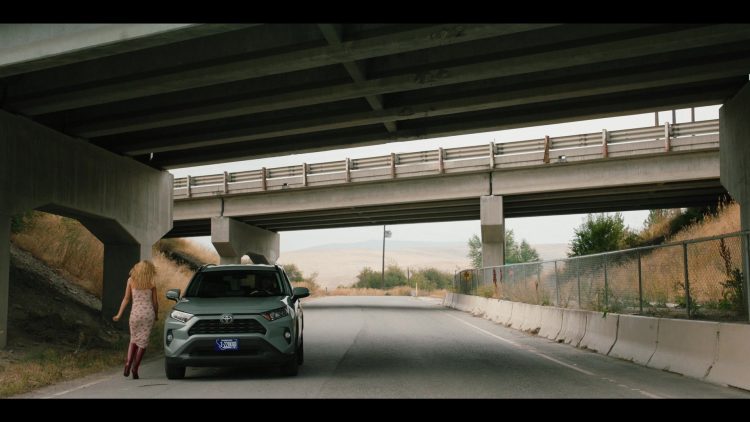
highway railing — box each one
[454,230,749,322]
[174,119,719,199]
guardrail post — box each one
[602,129,609,158]
[223,171,229,194]
[683,242,692,318]
[438,147,444,174]
[543,135,550,164]
[664,122,671,152]
[186,175,192,198]
[261,167,267,191]
[345,158,351,182]
[637,249,643,314]
[302,163,308,187]
[489,142,496,169]
[390,153,396,179]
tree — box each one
[282,263,304,282]
[568,212,638,257]
[467,229,540,268]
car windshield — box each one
[185,270,284,298]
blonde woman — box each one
[113,260,158,379]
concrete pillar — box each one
[211,217,280,264]
[0,214,9,348]
[0,110,173,344]
[480,195,505,267]
[720,81,750,320]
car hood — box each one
[173,296,288,315]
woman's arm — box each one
[112,279,132,321]
[151,287,159,320]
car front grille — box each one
[188,318,267,336]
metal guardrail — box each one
[454,230,749,322]
[173,119,720,199]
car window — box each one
[186,270,284,298]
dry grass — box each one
[0,347,123,397]
[326,286,414,296]
[157,238,219,265]
[11,212,103,296]
[639,209,681,241]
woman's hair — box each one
[129,260,157,290]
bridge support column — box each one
[720,81,750,320]
[481,195,505,267]
[0,110,173,345]
[0,214,9,348]
[211,217,280,264]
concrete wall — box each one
[720,82,750,318]
[0,110,173,347]
[444,293,750,390]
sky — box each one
[169,106,721,253]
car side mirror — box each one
[292,287,310,300]
[166,289,181,302]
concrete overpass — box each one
[2,24,750,348]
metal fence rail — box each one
[454,231,749,322]
[174,119,719,199]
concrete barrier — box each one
[706,322,750,390]
[579,311,619,354]
[520,304,542,334]
[443,292,454,307]
[609,314,659,365]
[538,306,564,340]
[497,300,514,326]
[556,309,588,346]
[647,318,719,379]
[509,302,528,330]
[484,299,502,323]
[471,296,489,316]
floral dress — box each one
[130,287,155,348]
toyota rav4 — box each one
[163,264,309,379]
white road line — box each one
[444,311,664,398]
[45,378,108,398]
[444,312,594,376]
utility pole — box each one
[381,225,391,290]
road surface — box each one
[18,296,750,398]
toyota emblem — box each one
[220,314,233,324]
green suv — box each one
[163,264,309,379]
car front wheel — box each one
[165,362,186,380]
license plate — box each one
[215,338,239,351]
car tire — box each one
[165,362,186,380]
[297,336,304,365]
[280,347,299,376]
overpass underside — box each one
[168,179,726,236]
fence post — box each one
[554,260,560,307]
[683,242,692,318]
[637,249,643,315]
[603,254,609,310]
[576,258,582,309]
[745,233,750,321]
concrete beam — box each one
[0,214,9,348]
[480,195,504,267]
[15,24,550,115]
[0,24,246,77]
[211,217,279,264]
[0,110,173,331]
[75,30,750,139]
[492,151,719,196]
[720,81,750,320]
[115,57,750,154]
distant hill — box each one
[279,241,569,289]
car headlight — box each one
[170,310,194,323]
[261,306,289,321]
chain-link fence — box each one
[454,231,749,322]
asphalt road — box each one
[18,296,750,398]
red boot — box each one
[131,346,146,380]
[124,343,138,377]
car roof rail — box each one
[197,263,216,271]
